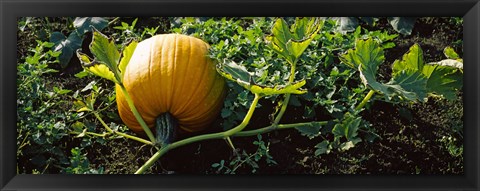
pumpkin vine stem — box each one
[355,89,376,111]
[273,61,297,125]
[118,85,156,143]
[154,112,178,147]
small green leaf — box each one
[74,70,90,78]
[332,113,361,141]
[339,38,385,72]
[443,46,460,60]
[314,140,331,156]
[119,41,138,76]
[295,122,323,139]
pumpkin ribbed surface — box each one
[116,34,226,133]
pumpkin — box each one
[116,34,226,139]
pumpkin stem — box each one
[154,112,177,147]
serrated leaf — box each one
[332,114,361,141]
[341,39,427,102]
[119,41,138,76]
[392,44,424,75]
[217,60,253,85]
[89,29,121,83]
[339,38,384,72]
[77,51,118,83]
[388,17,415,35]
[314,140,330,156]
[73,17,108,35]
[266,18,322,64]
[295,122,323,139]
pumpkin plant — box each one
[75,17,463,174]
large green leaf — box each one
[88,29,122,83]
[50,32,82,68]
[341,39,427,102]
[392,44,424,75]
[339,38,384,72]
[422,64,463,100]
[387,70,428,101]
[266,17,322,64]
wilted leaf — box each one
[89,30,121,75]
[76,51,118,83]
[217,60,253,86]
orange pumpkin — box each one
[116,34,226,135]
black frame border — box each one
[1,0,479,190]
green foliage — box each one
[63,147,104,174]
[50,17,109,68]
[333,17,416,35]
[211,135,277,174]
[17,41,76,173]
[340,39,462,102]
